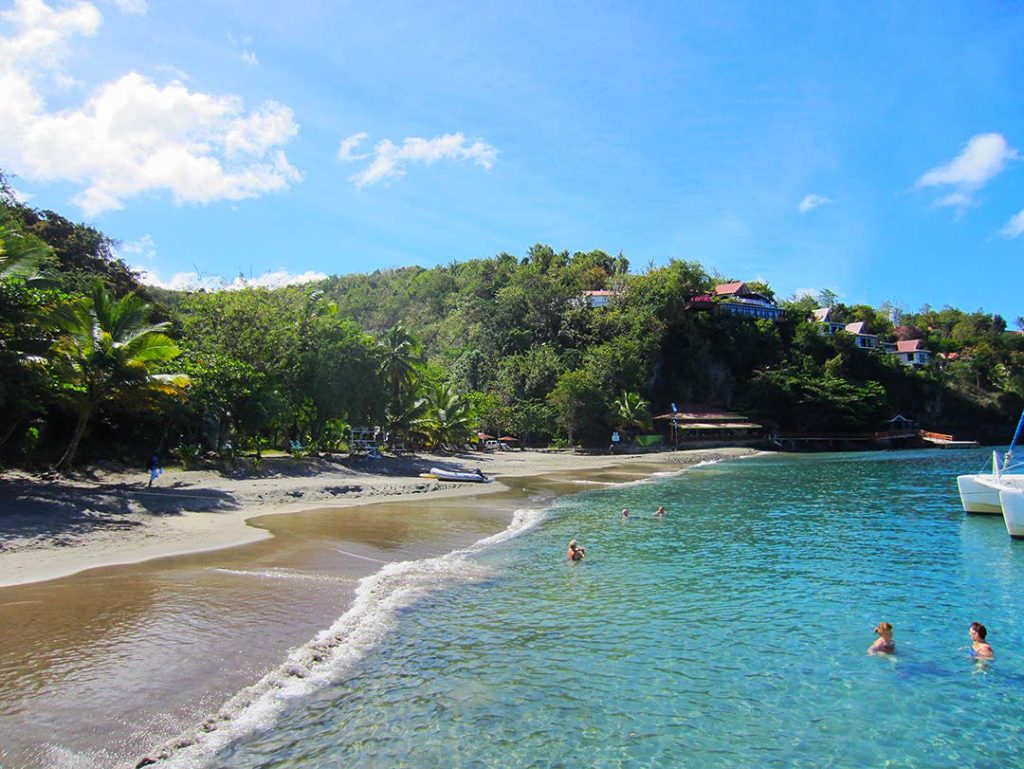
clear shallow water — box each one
[187,451,1024,767]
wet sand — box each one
[0,449,755,768]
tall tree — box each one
[48,282,188,470]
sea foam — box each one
[135,507,546,769]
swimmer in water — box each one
[654,506,666,517]
[621,508,630,519]
[969,622,994,659]
[567,539,585,562]
[867,622,895,655]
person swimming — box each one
[567,539,585,562]
[621,508,630,519]
[969,622,994,659]
[867,622,895,655]
[654,506,666,517]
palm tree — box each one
[0,222,51,282]
[49,282,189,471]
[377,323,423,407]
[414,383,476,450]
[377,323,424,448]
[612,391,651,443]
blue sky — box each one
[1,0,1022,321]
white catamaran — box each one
[957,409,1024,536]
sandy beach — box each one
[0,448,754,588]
[0,447,757,769]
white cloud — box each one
[916,133,1019,209]
[135,267,327,291]
[118,233,157,261]
[798,194,831,214]
[338,131,498,188]
[337,131,370,161]
[0,0,301,216]
[1001,208,1024,239]
[241,50,258,67]
[109,0,147,14]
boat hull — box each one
[999,487,1024,537]
[957,474,1005,514]
[428,467,491,483]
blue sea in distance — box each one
[198,449,1024,768]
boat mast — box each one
[1004,408,1024,471]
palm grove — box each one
[1,174,1022,471]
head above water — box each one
[569,539,577,547]
[970,622,987,640]
[874,622,893,637]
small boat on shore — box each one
[423,468,491,483]
[957,409,1024,523]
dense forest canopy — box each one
[1,172,1021,469]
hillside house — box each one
[711,282,784,320]
[813,308,878,349]
[891,339,932,367]
[581,289,616,308]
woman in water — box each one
[867,622,895,655]
[654,506,666,517]
[969,622,994,659]
[567,539,585,562]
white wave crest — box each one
[137,508,546,768]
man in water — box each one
[621,508,630,519]
[567,539,585,561]
[654,506,666,517]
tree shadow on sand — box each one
[0,478,239,543]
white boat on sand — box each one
[425,467,492,483]
[957,410,1024,530]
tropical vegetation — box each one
[0,169,1021,471]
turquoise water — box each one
[194,450,1024,768]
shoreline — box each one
[0,448,759,588]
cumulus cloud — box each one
[798,194,831,214]
[134,266,327,291]
[338,131,498,188]
[915,133,1019,210]
[0,0,301,215]
[1001,208,1024,239]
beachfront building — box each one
[653,405,763,446]
[890,339,932,367]
[701,281,784,321]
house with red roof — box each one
[709,281,784,321]
[890,339,932,367]
[813,308,878,348]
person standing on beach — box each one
[146,453,162,487]
[968,622,994,659]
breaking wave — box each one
[135,507,546,769]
